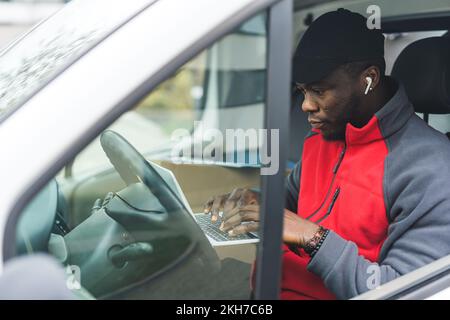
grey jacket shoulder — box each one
[380,114,450,269]
[384,114,450,221]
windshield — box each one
[0,0,155,123]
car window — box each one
[69,52,206,176]
[15,11,268,300]
[0,0,154,122]
[70,13,266,176]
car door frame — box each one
[353,254,450,300]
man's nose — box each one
[301,95,319,113]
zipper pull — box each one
[333,144,346,174]
[326,187,340,215]
[329,187,340,212]
[317,187,340,223]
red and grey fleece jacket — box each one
[283,81,450,300]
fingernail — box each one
[228,230,235,237]
[211,215,217,222]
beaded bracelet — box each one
[303,226,330,258]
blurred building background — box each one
[0,0,69,49]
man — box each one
[204,8,450,299]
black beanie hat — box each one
[293,8,385,84]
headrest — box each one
[391,37,450,114]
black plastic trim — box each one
[254,0,292,300]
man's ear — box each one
[361,66,381,93]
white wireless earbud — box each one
[364,77,373,95]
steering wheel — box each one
[16,180,58,255]
[99,130,220,279]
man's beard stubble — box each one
[321,94,360,142]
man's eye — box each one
[293,86,305,95]
[311,88,323,95]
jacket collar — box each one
[344,79,414,146]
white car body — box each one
[0,1,66,48]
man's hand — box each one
[204,190,320,245]
[283,209,320,247]
[220,204,260,236]
[203,188,259,235]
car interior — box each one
[12,0,450,299]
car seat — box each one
[391,36,450,137]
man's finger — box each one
[223,188,244,213]
[221,207,259,232]
[240,205,260,216]
[210,196,226,222]
[229,222,259,237]
[241,189,258,206]
[220,210,243,232]
[203,197,215,214]
[222,205,240,222]
[240,209,259,223]
[223,204,259,221]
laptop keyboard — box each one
[195,214,256,242]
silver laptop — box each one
[149,161,259,246]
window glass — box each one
[15,12,267,300]
[71,15,267,176]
